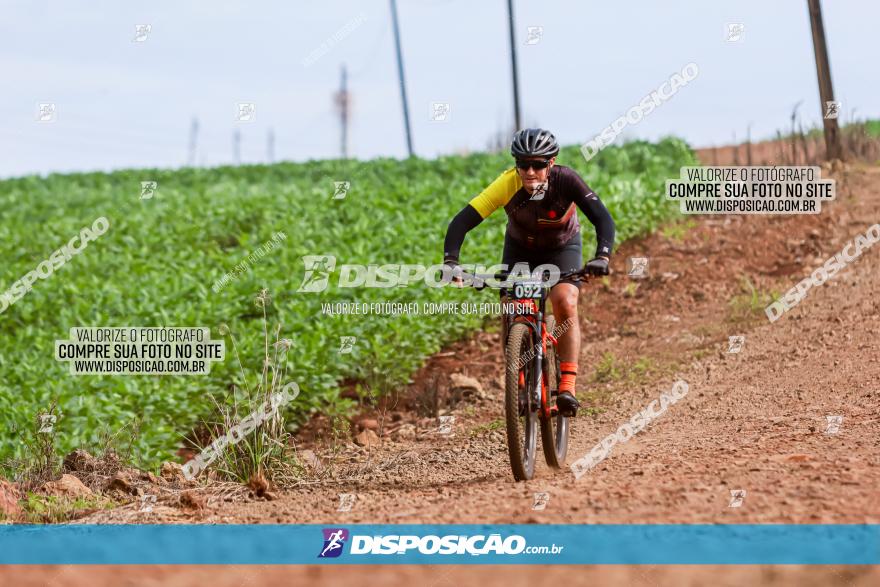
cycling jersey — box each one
[444,164,615,262]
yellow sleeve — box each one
[468,168,521,219]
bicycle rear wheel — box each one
[505,323,538,481]
[540,316,570,467]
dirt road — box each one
[80,164,880,527]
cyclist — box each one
[442,128,615,417]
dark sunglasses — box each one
[515,158,551,171]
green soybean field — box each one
[0,138,696,470]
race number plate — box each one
[511,280,544,300]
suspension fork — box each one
[530,314,543,413]
[508,298,544,414]
[540,315,562,418]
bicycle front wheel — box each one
[505,322,538,481]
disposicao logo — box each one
[296,255,563,293]
[318,528,349,558]
[316,530,562,557]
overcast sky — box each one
[1,0,877,178]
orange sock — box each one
[559,361,578,394]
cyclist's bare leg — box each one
[549,282,580,362]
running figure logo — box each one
[318,528,349,558]
[824,101,841,120]
[333,181,350,200]
[139,493,157,513]
[728,489,746,508]
[438,415,455,436]
[236,103,256,122]
[627,257,649,278]
[339,336,356,354]
[140,181,158,200]
[133,24,152,42]
[38,414,57,433]
[337,493,357,512]
[528,182,547,201]
[825,415,843,435]
[727,335,745,354]
[298,255,337,292]
[430,102,450,122]
[525,26,543,45]
[532,492,550,511]
[37,103,57,122]
[726,23,744,42]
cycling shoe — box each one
[555,391,580,417]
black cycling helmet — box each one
[510,128,559,158]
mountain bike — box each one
[454,267,591,481]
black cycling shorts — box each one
[501,231,583,288]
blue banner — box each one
[1,524,877,565]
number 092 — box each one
[513,282,542,299]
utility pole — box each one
[389,0,413,157]
[267,128,275,163]
[334,64,351,158]
[233,129,241,165]
[506,0,522,131]
[187,117,199,166]
[807,0,842,160]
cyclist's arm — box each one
[563,169,615,258]
[443,205,482,262]
[575,191,615,258]
[443,168,521,262]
